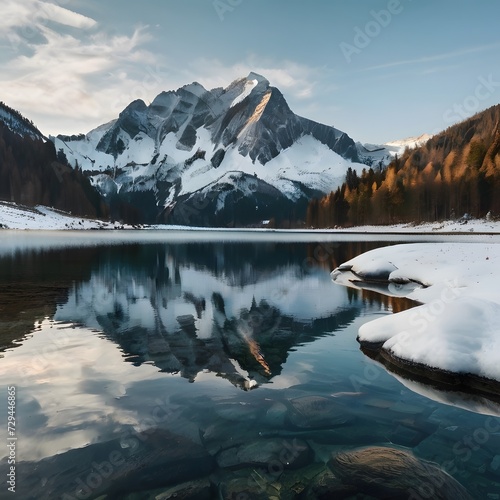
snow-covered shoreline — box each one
[0,202,124,230]
[2,201,500,234]
[332,218,500,235]
[331,242,500,401]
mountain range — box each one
[2,74,463,227]
[51,73,393,226]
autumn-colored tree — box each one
[305,104,500,228]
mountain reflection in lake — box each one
[53,242,380,389]
[0,237,499,499]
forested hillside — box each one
[307,105,500,227]
[0,118,107,219]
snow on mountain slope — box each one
[175,135,356,199]
[356,142,392,168]
[384,133,433,156]
[354,133,433,171]
[52,73,373,226]
[231,78,258,107]
[265,135,360,197]
[0,201,115,230]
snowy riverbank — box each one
[0,202,125,230]
[2,201,500,234]
[333,218,500,234]
[331,242,500,401]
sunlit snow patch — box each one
[230,79,258,107]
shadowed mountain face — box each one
[54,73,367,225]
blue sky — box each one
[1,0,500,143]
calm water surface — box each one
[0,233,499,499]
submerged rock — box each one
[285,395,352,429]
[300,468,356,500]
[122,478,212,500]
[200,418,259,456]
[215,463,336,500]
[215,468,284,500]
[329,446,473,499]
[216,437,312,471]
[263,401,289,427]
[150,478,212,500]
[213,401,261,422]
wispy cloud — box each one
[0,3,324,135]
[35,2,97,29]
[420,64,461,76]
[1,0,97,49]
[361,42,500,72]
[0,1,155,134]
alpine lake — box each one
[0,230,499,499]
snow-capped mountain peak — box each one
[52,73,377,226]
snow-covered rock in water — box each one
[331,242,500,400]
[52,73,377,226]
[359,297,500,379]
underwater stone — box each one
[329,446,473,500]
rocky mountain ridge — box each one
[53,73,385,226]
